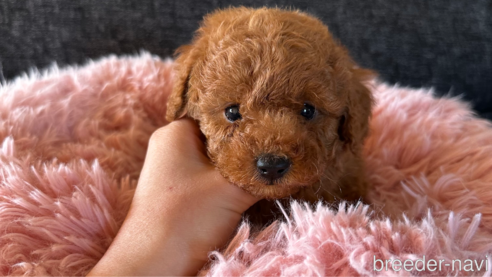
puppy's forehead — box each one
[199,45,340,105]
[194,8,346,112]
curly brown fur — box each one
[166,7,374,225]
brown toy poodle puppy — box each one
[166,7,374,224]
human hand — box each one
[88,118,259,276]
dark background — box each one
[1,0,491,118]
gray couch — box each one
[1,0,491,118]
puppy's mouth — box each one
[240,153,309,199]
[260,177,287,187]
[249,179,306,199]
[226,167,311,199]
[216,153,318,199]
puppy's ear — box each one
[166,45,199,122]
[338,67,375,153]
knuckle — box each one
[148,119,196,147]
[149,126,170,145]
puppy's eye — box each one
[301,103,316,120]
[225,105,241,122]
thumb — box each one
[150,118,210,166]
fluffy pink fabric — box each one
[0,53,173,275]
[0,53,491,276]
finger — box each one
[168,117,202,138]
[169,118,210,162]
[148,119,215,173]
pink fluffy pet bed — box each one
[1,53,492,276]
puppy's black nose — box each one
[256,154,291,183]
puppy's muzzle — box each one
[256,154,291,184]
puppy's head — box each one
[167,7,373,199]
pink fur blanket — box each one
[1,53,492,276]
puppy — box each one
[166,7,374,225]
